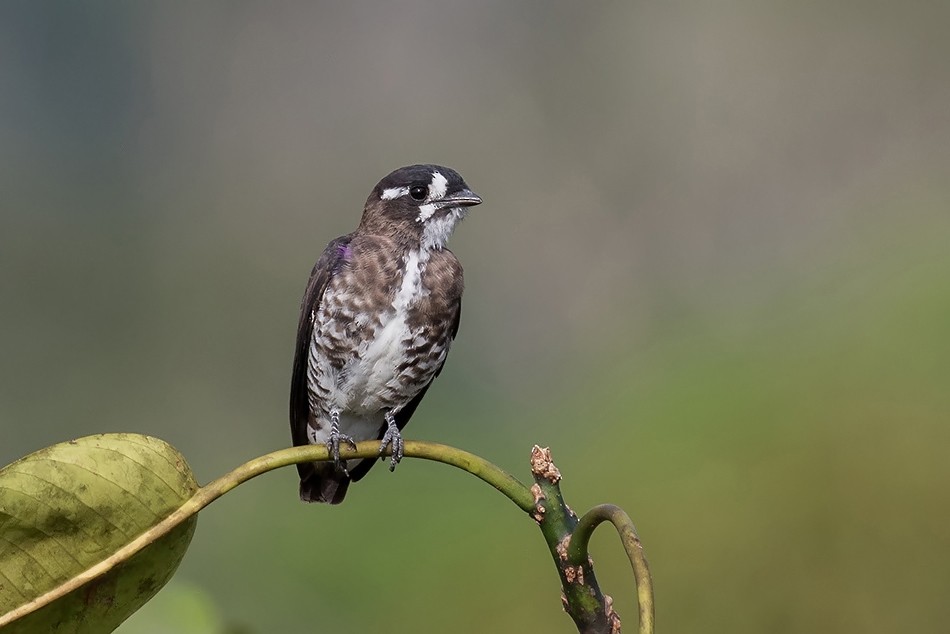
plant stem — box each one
[529,446,619,634]
[569,505,655,634]
[199,440,537,513]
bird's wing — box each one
[289,234,353,452]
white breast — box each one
[344,249,428,412]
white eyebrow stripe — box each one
[381,186,409,200]
[429,171,448,200]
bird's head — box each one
[360,164,482,250]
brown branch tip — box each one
[530,445,562,484]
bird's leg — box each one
[325,410,357,475]
[379,411,404,472]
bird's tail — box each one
[298,462,350,504]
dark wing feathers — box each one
[290,234,353,496]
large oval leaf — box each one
[0,434,198,633]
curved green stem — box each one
[568,504,655,634]
[200,440,536,513]
[0,440,534,628]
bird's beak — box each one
[438,189,482,208]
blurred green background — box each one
[2,2,949,632]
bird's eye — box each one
[409,185,427,201]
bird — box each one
[289,164,482,503]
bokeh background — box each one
[3,2,950,632]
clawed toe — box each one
[379,414,404,472]
[326,432,357,475]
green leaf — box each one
[0,434,198,633]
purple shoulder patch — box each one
[337,243,353,259]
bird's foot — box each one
[326,413,357,475]
[379,412,404,472]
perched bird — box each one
[290,164,482,503]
